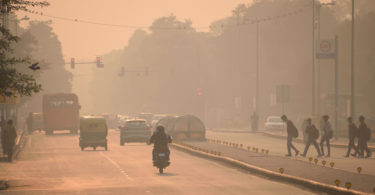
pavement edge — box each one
[171,143,370,195]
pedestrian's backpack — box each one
[290,121,299,138]
[311,125,319,140]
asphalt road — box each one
[0,130,315,195]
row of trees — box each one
[89,0,375,128]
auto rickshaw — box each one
[79,116,108,151]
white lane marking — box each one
[99,152,134,181]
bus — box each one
[42,93,80,134]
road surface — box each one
[0,130,315,194]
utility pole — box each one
[351,0,355,117]
[334,35,338,140]
[317,4,321,116]
[255,20,260,124]
[312,0,316,115]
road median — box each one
[171,141,372,195]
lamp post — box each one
[351,0,355,117]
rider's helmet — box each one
[156,125,165,133]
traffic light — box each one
[96,57,103,68]
[197,88,202,96]
[70,58,75,69]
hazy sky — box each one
[17,0,253,61]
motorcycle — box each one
[154,149,170,174]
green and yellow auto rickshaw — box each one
[79,116,108,151]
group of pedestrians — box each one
[345,116,372,158]
[0,116,17,162]
[281,115,372,158]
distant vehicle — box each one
[119,119,151,145]
[156,115,205,140]
[42,93,81,135]
[137,113,153,125]
[26,112,43,133]
[151,114,167,127]
[79,116,108,151]
[264,116,285,131]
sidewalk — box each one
[178,140,375,194]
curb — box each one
[171,143,370,195]
[262,131,375,151]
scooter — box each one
[154,149,170,174]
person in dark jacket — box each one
[1,120,17,162]
[0,116,6,155]
[345,117,359,157]
[320,115,333,157]
[301,118,322,157]
[149,126,172,163]
[358,116,371,158]
[281,115,299,157]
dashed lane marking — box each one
[99,152,134,181]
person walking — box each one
[1,120,17,162]
[358,116,371,158]
[0,116,6,156]
[281,115,299,157]
[320,115,333,157]
[345,117,359,157]
[301,118,322,157]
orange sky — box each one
[17,0,253,61]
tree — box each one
[0,0,49,97]
[0,26,41,97]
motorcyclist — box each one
[149,126,172,164]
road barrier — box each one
[357,167,362,174]
[330,162,335,168]
[335,179,340,186]
[346,182,352,190]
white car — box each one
[264,116,286,131]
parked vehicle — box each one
[42,93,80,134]
[119,119,151,145]
[26,112,43,133]
[150,114,167,128]
[156,115,205,140]
[137,113,153,125]
[264,116,285,131]
[79,116,108,151]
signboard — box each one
[316,39,336,59]
[276,85,290,104]
[0,90,20,104]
